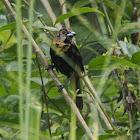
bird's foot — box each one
[57,78,71,92]
[122,98,130,116]
[45,64,54,71]
[58,84,65,92]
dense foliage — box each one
[0,0,140,139]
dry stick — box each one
[40,0,62,29]
[2,0,93,139]
[22,0,54,38]
[59,0,71,29]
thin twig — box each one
[40,0,62,29]
[102,97,119,103]
[10,130,21,140]
[59,0,71,28]
[100,0,124,54]
[35,55,52,137]
[81,32,93,49]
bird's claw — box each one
[58,84,64,92]
[46,64,54,71]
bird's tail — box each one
[76,76,83,110]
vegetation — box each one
[0,0,140,139]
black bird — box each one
[50,29,84,110]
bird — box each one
[50,29,84,110]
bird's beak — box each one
[66,32,76,37]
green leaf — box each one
[4,95,19,110]
[132,52,140,65]
[0,18,7,27]
[0,22,16,32]
[113,100,122,113]
[0,77,11,93]
[104,0,119,11]
[40,26,59,31]
[6,61,18,71]
[123,1,133,19]
[0,53,15,60]
[39,43,50,57]
[55,7,104,25]
[30,77,49,86]
[72,0,90,10]
[4,95,19,104]
[0,66,6,74]
[119,41,140,57]
[131,123,140,131]
[0,30,17,50]
[88,56,140,70]
[118,22,140,38]
[54,127,66,136]
[33,20,59,31]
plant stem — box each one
[15,0,23,138]
[83,75,119,136]
[70,75,77,140]
[25,0,35,139]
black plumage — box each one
[50,29,84,109]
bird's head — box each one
[53,29,76,45]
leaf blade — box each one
[88,56,140,70]
[55,7,104,25]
